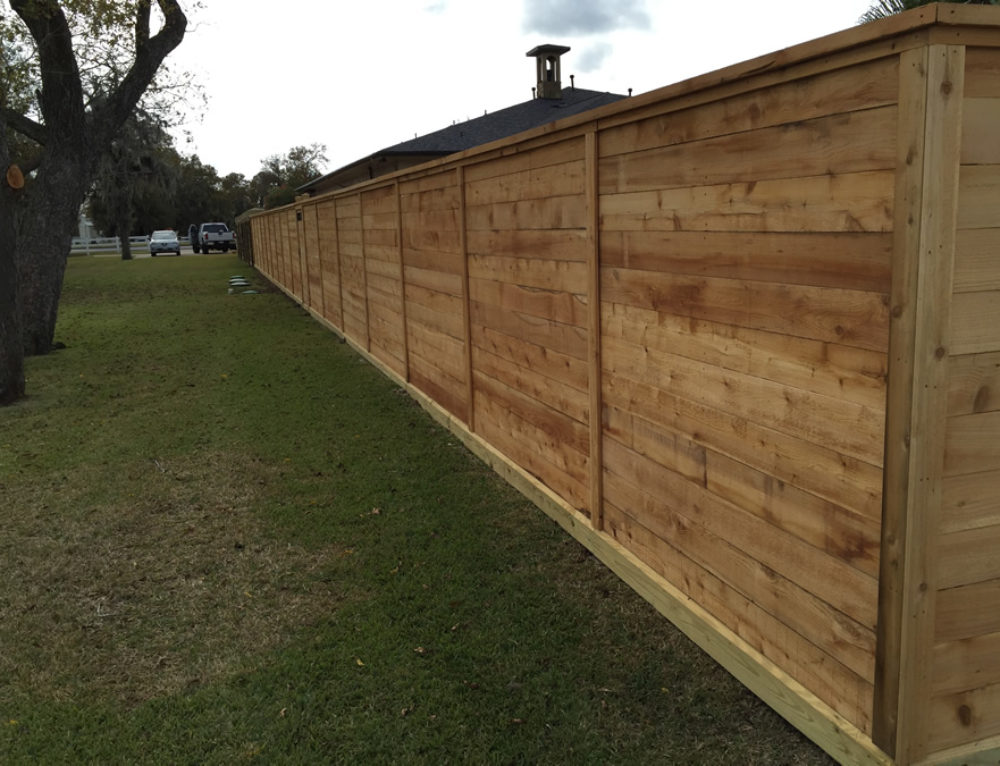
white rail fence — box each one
[70,236,192,256]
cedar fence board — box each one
[245,6,1000,764]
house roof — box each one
[383,86,625,154]
[298,86,626,195]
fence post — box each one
[586,128,604,531]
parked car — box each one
[149,229,181,256]
[197,222,236,253]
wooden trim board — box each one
[875,43,965,762]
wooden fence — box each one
[247,6,1000,764]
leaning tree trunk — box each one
[0,127,26,404]
[16,149,92,356]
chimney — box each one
[526,44,570,99]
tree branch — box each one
[136,0,152,52]
[9,0,86,145]
[96,0,187,139]
[0,108,48,146]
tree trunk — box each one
[17,150,91,356]
[115,180,134,260]
[119,231,133,260]
[0,225,24,404]
[7,0,188,362]
[0,129,26,404]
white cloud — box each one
[523,0,651,35]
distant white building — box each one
[78,209,97,241]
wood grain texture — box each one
[600,171,894,235]
[878,44,964,763]
[602,266,891,352]
[935,579,1000,642]
[599,107,897,196]
[246,20,1000,763]
[600,230,893,292]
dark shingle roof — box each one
[382,87,626,155]
[299,87,626,194]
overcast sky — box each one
[167,0,875,180]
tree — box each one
[0,117,24,404]
[860,0,998,22]
[172,152,225,229]
[218,172,254,223]
[88,114,178,257]
[0,0,187,404]
[252,143,328,209]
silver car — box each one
[149,229,181,256]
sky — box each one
[166,0,876,180]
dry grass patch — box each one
[0,450,348,706]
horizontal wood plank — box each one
[602,497,875,731]
[950,290,1000,356]
[602,267,890,351]
[408,364,467,421]
[947,351,1000,416]
[469,253,589,294]
[936,579,1000,643]
[469,276,589,327]
[603,334,885,466]
[705,450,881,579]
[465,194,587,231]
[929,680,1000,752]
[600,171,894,235]
[398,169,458,196]
[473,345,589,425]
[600,230,892,292]
[598,56,899,159]
[945,409,1000,476]
[463,138,585,184]
[932,631,1000,696]
[954,228,1000,293]
[602,369,884,519]
[464,159,585,206]
[475,371,590,457]
[474,386,589,510]
[941,469,1000,533]
[472,324,589,392]
[466,228,587,262]
[603,436,878,632]
[602,301,888,411]
[957,164,1000,229]
[961,98,1000,164]
[599,107,897,195]
[964,47,1000,99]
[403,264,464,297]
[471,300,589,361]
[405,293,466,340]
[937,523,1000,589]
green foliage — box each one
[87,113,178,237]
[253,143,328,208]
[84,143,327,236]
[1,1,198,127]
[0,255,834,765]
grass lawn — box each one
[0,254,833,764]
